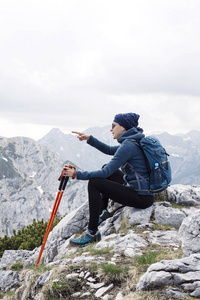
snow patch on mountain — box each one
[37,186,43,194]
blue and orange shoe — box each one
[98,209,111,226]
[70,230,101,248]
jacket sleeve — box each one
[76,140,134,180]
[87,135,119,155]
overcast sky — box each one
[0,0,200,140]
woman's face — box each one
[110,122,126,139]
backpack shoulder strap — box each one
[124,138,141,147]
[124,138,150,173]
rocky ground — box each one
[1,184,200,299]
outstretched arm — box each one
[73,131,119,155]
[72,131,90,141]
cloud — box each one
[0,0,200,139]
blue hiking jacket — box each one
[76,127,153,195]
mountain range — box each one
[39,126,200,185]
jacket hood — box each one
[117,127,145,143]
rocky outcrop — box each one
[0,249,39,270]
[154,205,186,228]
[1,185,200,299]
[136,254,200,298]
[44,201,89,264]
[0,270,20,291]
[168,184,200,206]
[179,210,200,257]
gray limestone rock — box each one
[94,283,114,298]
[154,205,186,229]
[34,270,53,289]
[0,249,36,270]
[166,288,186,299]
[179,210,200,257]
[119,206,154,227]
[44,201,89,263]
[136,253,200,295]
[96,230,147,257]
[190,287,200,298]
[168,184,200,206]
[148,230,180,246]
[0,270,20,291]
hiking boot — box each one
[70,230,101,248]
[98,209,111,225]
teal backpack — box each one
[131,136,172,193]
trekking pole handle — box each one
[58,164,76,190]
[64,164,76,179]
[67,164,76,179]
[58,164,76,182]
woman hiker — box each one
[63,113,154,247]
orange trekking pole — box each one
[36,165,76,267]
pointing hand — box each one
[72,131,90,141]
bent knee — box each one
[88,177,104,189]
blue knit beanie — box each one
[113,113,141,131]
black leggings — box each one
[88,169,154,232]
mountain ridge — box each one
[39,127,200,185]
